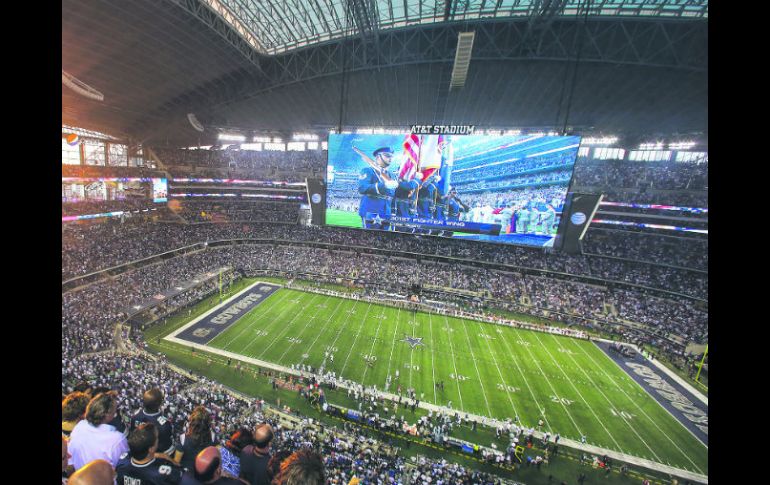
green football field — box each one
[325,208,362,228]
[189,286,707,474]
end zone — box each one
[165,281,281,345]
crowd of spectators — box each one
[572,160,708,192]
[62,165,162,179]
[62,198,160,216]
[62,241,707,358]
[171,201,301,224]
[155,148,325,182]
[454,170,572,193]
[62,221,708,299]
[61,351,414,484]
[451,152,575,184]
[582,230,707,270]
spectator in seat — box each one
[272,449,325,485]
[265,450,292,484]
[239,424,273,485]
[181,447,248,485]
[132,388,176,456]
[91,386,128,435]
[68,392,129,470]
[175,406,215,472]
[220,428,253,478]
[63,391,90,438]
[68,459,116,485]
[117,422,184,485]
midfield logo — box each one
[401,334,424,349]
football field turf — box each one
[193,287,707,473]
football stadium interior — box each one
[62,1,707,484]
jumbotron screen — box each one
[325,133,581,247]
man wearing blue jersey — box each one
[116,423,184,485]
[354,146,399,230]
[131,388,175,457]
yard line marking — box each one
[339,302,377,377]
[301,298,354,365]
[279,296,346,364]
[408,310,417,390]
[254,293,322,358]
[384,306,402,389]
[427,313,438,404]
[361,303,389,386]
[473,321,519,421]
[494,322,550,431]
[547,334,663,463]
[318,300,360,371]
[215,289,293,349]
[457,316,493,417]
[502,328,582,438]
[527,330,624,452]
[323,300,372,373]
[569,339,706,474]
[441,314,465,412]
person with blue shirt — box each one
[446,188,469,221]
[394,172,421,217]
[353,146,399,230]
[416,172,441,219]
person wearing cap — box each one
[353,145,399,230]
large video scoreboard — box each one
[324,132,580,248]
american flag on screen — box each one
[400,134,420,180]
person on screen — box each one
[516,204,530,233]
[416,172,441,219]
[541,203,556,235]
[446,188,469,222]
[393,172,421,217]
[500,204,515,234]
[354,146,399,230]
[529,204,540,234]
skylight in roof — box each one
[203,0,707,56]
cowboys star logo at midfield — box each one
[400,334,424,349]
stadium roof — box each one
[62,0,707,146]
[204,0,708,56]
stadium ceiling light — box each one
[62,70,104,101]
[669,141,696,150]
[253,136,271,143]
[293,133,318,141]
[582,136,619,146]
[218,133,246,142]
